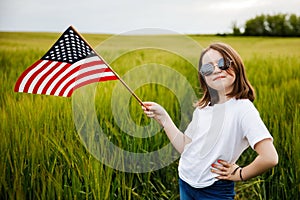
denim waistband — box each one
[179,178,235,200]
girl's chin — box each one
[210,84,232,92]
[209,83,226,91]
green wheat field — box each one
[0,31,299,199]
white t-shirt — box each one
[178,98,273,188]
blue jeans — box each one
[179,178,235,200]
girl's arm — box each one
[211,138,278,181]
[142,102,191,153]
[238,138,278,180]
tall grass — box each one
[0,32,299,199]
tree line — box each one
[232,13,300,37]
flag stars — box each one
[42,27,93,63]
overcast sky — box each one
[1,0,299,34]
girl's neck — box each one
[217,84,234,104]
[217,95,231,104]
[208,88,234,106]
[209,94,232,106]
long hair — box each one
[197,42,255,108]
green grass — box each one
[0,31,299,199]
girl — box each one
[142,42,278,199]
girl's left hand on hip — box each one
[211,159,241,181]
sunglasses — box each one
[200,58,232,76]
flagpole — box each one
[71,26,147,108]
[95,52,146,106]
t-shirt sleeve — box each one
[241,105,273,149]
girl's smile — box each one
[213,75,226,81]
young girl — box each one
[142,42,278,199]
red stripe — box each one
[23,61,52,93]
[77,68,113,80]
[32,62,62,94]
[50,60,106,96]
[14,60,43,92]
[58,68,116,96]
[66,76,118,97]
[41,62,72,94]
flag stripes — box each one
[63,70,116,97]
[14,55,118,97]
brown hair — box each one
[197,42,255,108]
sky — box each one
[1,0,299,34]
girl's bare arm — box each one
[142,102,191,153]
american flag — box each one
[14,26,118,97]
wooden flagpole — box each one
[71,26,147,108]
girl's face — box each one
[202,49,236,94]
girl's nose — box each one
[213,64,222,73]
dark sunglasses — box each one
[200,58,232,76]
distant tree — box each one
[244,15,268,36]
[288,14,300,36]
[236,13,300,36]
[231,21,241,36]
[266,14,291,36]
